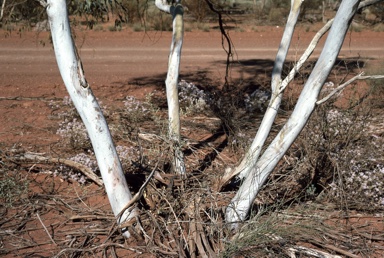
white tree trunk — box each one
[42,0,138,237]
[221,0,383,188]
[155,0,186,175]
[226,0,361,227]
[221,0,303,186]
[0,0,6,21]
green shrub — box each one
[151,14,172,31]
[268,8,288,24]
[197,23,210,32]
[132,23,144,32]
[93,24,104,31]
[373,23,384,32]
[0,172,29,207]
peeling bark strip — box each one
[41,0,138,238]
[226,0,362,227]
[155,0,186,175]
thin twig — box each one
[36,212,57,246]
[204,0,234,89]
[69,215,112,221]
[317,73,384,105]
[53,243,142,257]
[104,155,163,242]
[8,152,103,186]
[279,0,383,94]
[0,96,63,101]
[117,157,161,228]
[152,185,189,253]
[308,239,360,258]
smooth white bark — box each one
[155,0,186,175]
[0,0,5,22]
[220,0,382,188]
[221,0,303,187]
[155,0,172,13]
[43,0,138,237]
[226,0,361,227]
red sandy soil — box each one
[1,27,383,151]
[0,26,383,257]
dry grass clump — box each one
[0,163,136,257]
[373,23,384,32]
[266,81,384,211]
[0,169,29,207]
[224,201,383,257]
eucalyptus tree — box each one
[224,0,383,227]
[38,0,138,238]
[37,0,383,239]
[38,0,186,238]
[1,0,44,23]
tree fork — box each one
[226,0,362,228]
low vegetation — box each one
[1,0,384,257]
[1,59,383,256]
[1,1,384,33]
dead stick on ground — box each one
[266,234,345,258]
[286,245,342,258]
[117,157,161,228]
[53,243,142,258]
[0,96,63,101]
[308,239,360,258]
[69,215,112,221]
[36,212,57,246]
[104,155,163,241]
[8,152,103,186]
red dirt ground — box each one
[1,26,384,257]
[1,27,383,151]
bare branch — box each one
[221,0,303,188]
[204,0,234,89]
[36,212,57,246]
[6,152,103,186]
[155,0,186,175]
[280,0,384,93]
[155,0,171,13]
[221,0,382,188]
[0,0,7,21]
[226,0,362,227]
[116,156,162,229]
[317,73,384,105]
[44,0,138,238]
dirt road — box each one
[1,29,383,95]
[0,28,383,149]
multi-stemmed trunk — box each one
[225,0,361,227]
[40,0,375,237]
